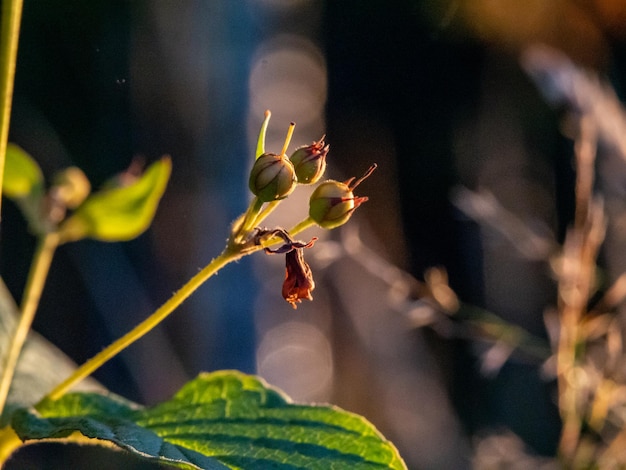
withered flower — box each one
[260,228,317,309]
[282,247,315,308]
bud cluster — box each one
[248,136,330,203]
[245,112,376,308]
[247,115,376,230]
[248,113,376,229]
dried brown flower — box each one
[260,228,317,309]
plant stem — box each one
[288,217,315,238]
[235,197,264,244]
[0,231,59,416]
[253,217,316,250]
[254,200,280,226]
[42,247,239,402]
[0,426,22,464]
[0,0,24,214]
[42,217,317,403]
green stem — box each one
[0,425,21,464]
[253,217,316,250]
[254,200,280,226]
[0,231,59,416]
[41,216,317,403]
[234,197,264,244]
[0,0,24,213]
[42,247,239,403]
[288,217,315,238]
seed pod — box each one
[248,152,297,202]
[289,137,328,184]
[309,164,376,229]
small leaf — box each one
[59,157,171,243]
[2,144,47,232]
[12,371,406,469]
[2,144,44,199]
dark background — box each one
[2,1,626,468]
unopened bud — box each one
[51,167,91,209]
[309,164,376,229]
[249,153,297,202]
[289,137,328,184]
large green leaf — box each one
[12,371,406,469]
[59,157,171,243]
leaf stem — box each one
[42,247,239,402]
[0,0,24,214]
[0,231,60,416]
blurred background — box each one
[2,0,626,468]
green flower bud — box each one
[45,166,92,226]
[51,166,91,209]
[309,164,376,229]
[289,136,328,184]
[248,153,296,202]
[249,152,297,202]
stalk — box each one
[42,216,317,402]
[0,231,60,415]
[0,426,21,464]
[235,196,264,243]
[0,0,24,213]
[42,247,238,402]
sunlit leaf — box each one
[2,144,43,199]
[59,157,171,243]
[12,370,406,469]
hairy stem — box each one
[253,200,280,226]
[0,231,59,415]
[288,217,315,238]
[0,0,24,214]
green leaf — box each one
[59,157,171,243]
[12,371,406,469]
[1,144,47,233]
[2,144,43,199]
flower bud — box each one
[289,137,328,184]
[309,164,376,229]
[51,166,91,209]
[249,153,297,202]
